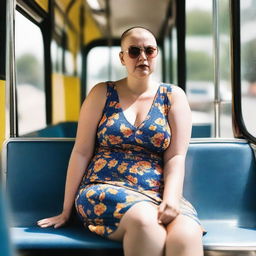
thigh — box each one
[108,201,160,241]
[166,214,203,240]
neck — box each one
[126,76,153,95]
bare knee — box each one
[166,215,203,250]
[124,202,161,229]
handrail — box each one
[6,0,17,137]
[212,0,221,138]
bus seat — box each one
[23,122,211,138]
[0,187,14,256]
[3,139,256,254]
[191,123,211,138]
[23,122,78,138]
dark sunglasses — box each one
[123,45,158,59]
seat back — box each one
[3,139,256,228]
[0,187,13,256]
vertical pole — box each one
[6,0,17,137]
[213,0,221,137]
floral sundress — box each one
[75,81,206,237]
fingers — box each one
[158,202,180,225]
[37,216,66,228]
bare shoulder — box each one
[167,84,190,114]
[170,85,187,101]
[81,82,107,109]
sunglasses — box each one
[122,45,158,59]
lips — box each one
[136,64,149,69]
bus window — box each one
[86,46,162,94]
[15,11,46,136]
[186,0,232,138]
[240,0,256,138]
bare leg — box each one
[108,201,167,256]
[165,214,204,256]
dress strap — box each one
[159,83,172,110]
[102,81,120,116]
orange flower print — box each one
[107,188,118,194]
[155,118,165,126]
[149,125,157,131]
[99,192,105,201]
[109,101,117,107]
[77,204,87,218]
[106,227,113,234]
[117,162,128,174]
[108,159,118,168]
[126,175,138,184]
[89,174,99,182]
[106,119,115,127]
[108,135,123,144]
[94,158,107,172]
[115,103,121,109]
[98,114,107,127]
[154,164,163,175]
[136,130,143,135]
[86,189,96,198]
[151,133,164,147]
[111,113,119,120]
[101,139,108,147]
[87,209,91,215]
[114,203,125,219]
[129,164,139,174]
[137,161,152,169]
[120,124,133,137]
[97,127,107,137]
[146,179,161,187]
[94,203,107,216]
[163,138,170,149]
[88,225,105,236]
[135,137,143,144]
[160,86,167,94]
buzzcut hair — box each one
[120,26,157,47]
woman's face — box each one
[119,28,158,80]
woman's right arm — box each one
[37,82,107,228]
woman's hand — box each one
[157,199,180,225]
[37,212,70,229]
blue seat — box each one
[0,187,13,256]
[24,122,211,138]
[3,138,256,254]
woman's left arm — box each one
[157,85,192,225]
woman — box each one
[38,26,205,256]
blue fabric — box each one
[75,82,203,237]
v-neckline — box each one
[113,83,161,130]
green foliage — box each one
[187,51,213,81]
[16,53,44,90]
[187,10,212,35]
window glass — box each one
[186,0,232,138]
[186,1,214,137]
[15,11,46,135]
[86,46,162,93]
[240,0,256,137]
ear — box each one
[119,52,125,66]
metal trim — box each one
[6,0,18,137]
[212,0,221,138]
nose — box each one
[138,49,147,60]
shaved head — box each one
[120,26,157,48]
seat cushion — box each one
[11,226,122,250]
[202,220,256,251]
